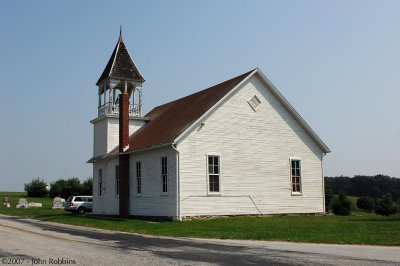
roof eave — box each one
[87,143,174,163]
[173,69,257,145]
[96,41,120,86]
[172,68,330,154]
[124,44,145,82]
[255,70,331,154]
[123,143,173,154]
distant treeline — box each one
[325,175,400,203]
[24,177,93,199]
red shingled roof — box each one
[88,69,254,163]
[96,35,144,86]
[126,69,255,152]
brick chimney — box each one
[119,91,130,152]
[119,90,130,218]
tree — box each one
[356,196,375,212]
[332,193,352,215]
[49,177,87,199]
[324,183,334,211]
[375,193,398,216]
[49,179,67,198]
[324,175,400,203]
[24,178,48,197]
[81,177,93,195]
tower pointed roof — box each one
[96,32,145,86]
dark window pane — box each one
[137,178,141,194]
[214,156,219,166]
[209,165,213,174]
[136,162,141,177]
[208,156,213,165]
[209,175,219,192]
[162,157,167,175]
[213,182,219,192]
[163,175,168,193]
[214,166,219,174]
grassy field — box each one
[1,192,399,246]
[0,192,65,216]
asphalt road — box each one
[0,215,399,266]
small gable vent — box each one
[248,95,261,111]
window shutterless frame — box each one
[206,154,221,195]
[115,165,119,197]
[161,156,168,194]
[289,158,302,195]
[136,161,142,195]
[98,168,103,197]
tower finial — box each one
[118,25,123,42]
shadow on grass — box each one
[39,213,145,224]
[348,217,400,222]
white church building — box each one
[88,33,330,220]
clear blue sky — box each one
[1,1,399,191]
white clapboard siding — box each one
[106,118,119,154]
[178,74,325,217]
[92,157,119,215]
[93,118,107,157]
[93,116,146,157]
[129,146,177,218]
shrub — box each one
[24,178,48,197]
[356,196,375,212]
[375,193,398,216]
[332,193,352,215]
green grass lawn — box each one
[1,192,399,246]
[0,192,65,216]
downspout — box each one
[171,144,181,221]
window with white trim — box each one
[98,169,103,197]
[115,165,119,196]
[208,155,220,193]
[290,159,301,193]
[161,157,168,193]
[136,161,142,194]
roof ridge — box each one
[147,69,255,114]
[89,68,256,162]
[123,68,255,153]
[108,41,120,82]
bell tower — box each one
[91,31,146,158]
[91,30,146,217]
